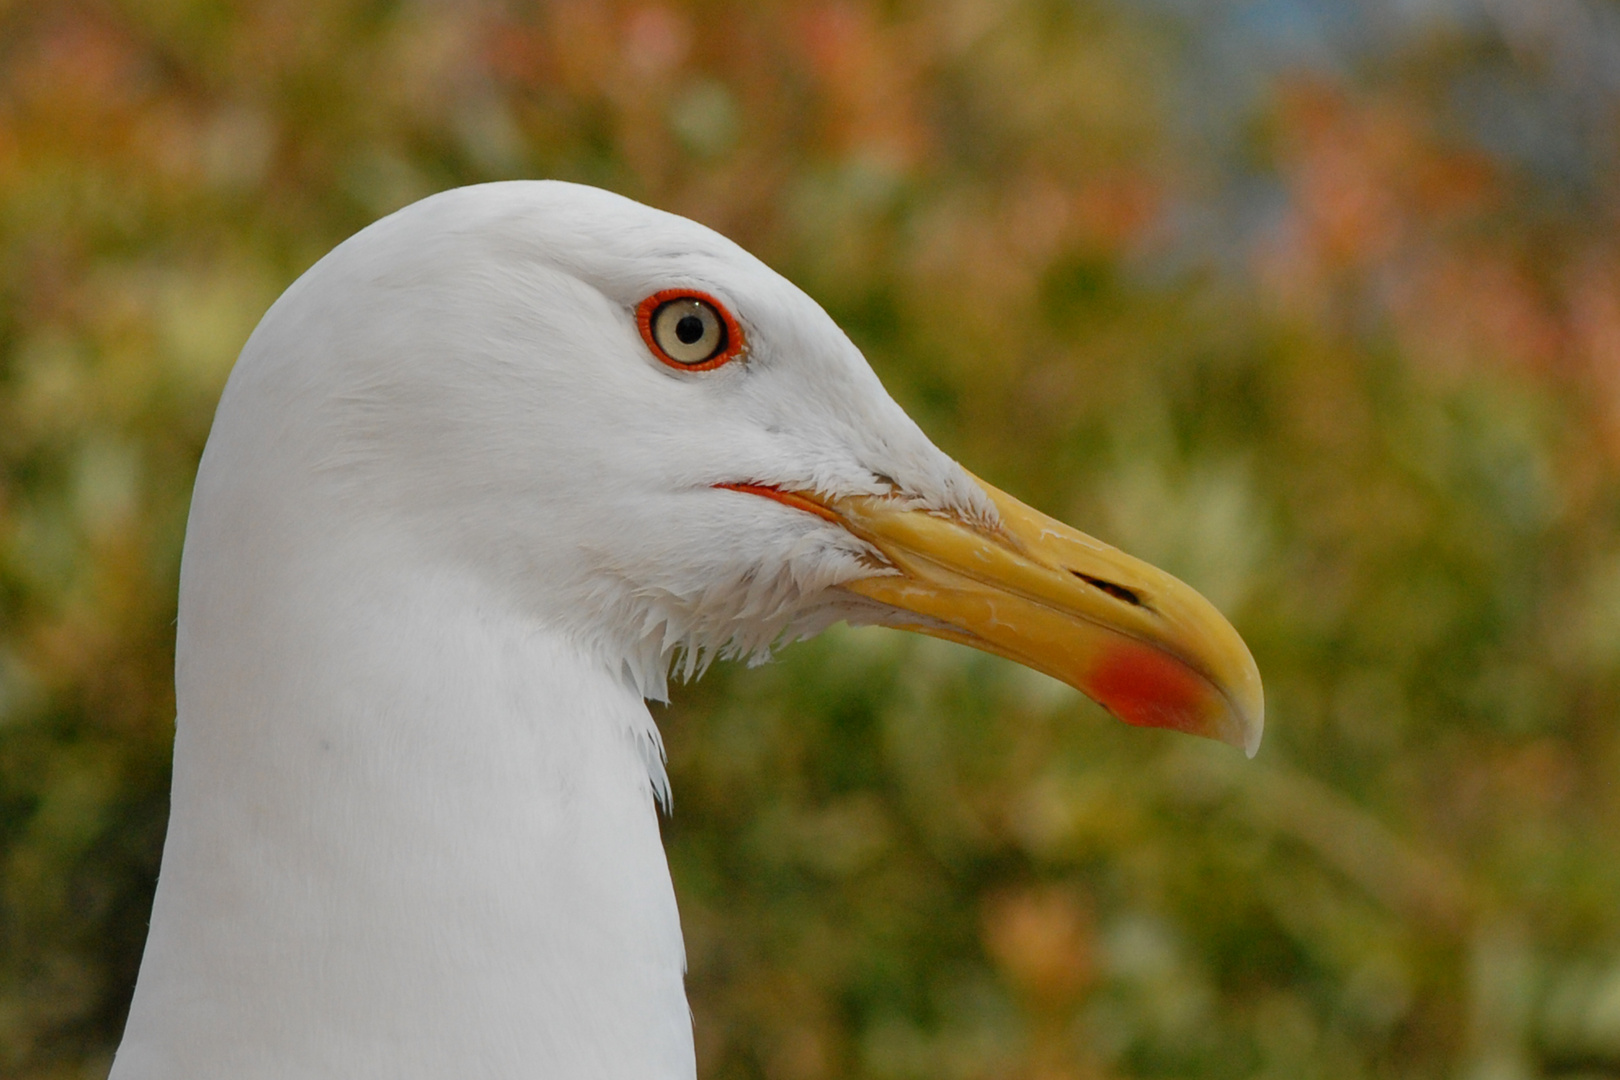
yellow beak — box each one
[733,476,1264,755]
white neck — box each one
[111,473,694,1078]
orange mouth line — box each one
[715,482,842,524]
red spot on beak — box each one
[1087,643,1213,736]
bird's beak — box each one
[728,477,1263,755]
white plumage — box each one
[110,181,1260,1079]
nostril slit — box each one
[1073,571,1142,607]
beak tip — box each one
[1201,703,1262,757]
[1200,633,1264,757]
[1241,718,1263,759]
[1227,682,1265,759]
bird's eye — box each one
[655,300,721,361]
[636,289,745,371]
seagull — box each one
[108,181,1262,1079]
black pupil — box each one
[675,313,706,345]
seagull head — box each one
[249,181,1261,754]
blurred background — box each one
[3,0,1620,1077]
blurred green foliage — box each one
[5,1,1620,1077]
